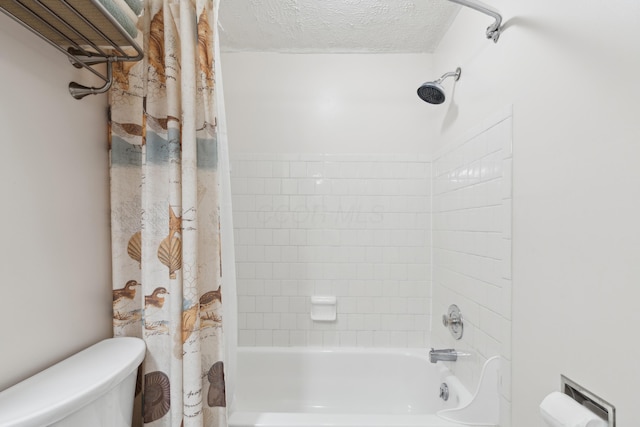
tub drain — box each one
[439,383,449,401]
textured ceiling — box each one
[218,0,460,53]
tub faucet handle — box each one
[442,312,461,327]
[442,304,464,340]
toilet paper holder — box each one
[561,375,615,426]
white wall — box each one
[435,1,640,425]
[0,15,112,390]
[221,53,434,155]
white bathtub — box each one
[228,347,481,427]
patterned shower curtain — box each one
[109,1,226,426]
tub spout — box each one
[429,348,458,363]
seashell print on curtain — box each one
[109,1,227,426]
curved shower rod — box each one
[447,0,503,43]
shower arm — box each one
[447,0,502,43]
[436,68,462,84]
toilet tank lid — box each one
[0,337,145,427]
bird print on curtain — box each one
[109,1,227,426]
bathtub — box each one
[228,347,487,427]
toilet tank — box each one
[0,337,145,427]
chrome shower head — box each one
[417,82,447,104]
[417,67,461,104]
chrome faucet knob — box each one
[442,312,461,327]
[443,304,464,340]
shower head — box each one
[417,67,461,104]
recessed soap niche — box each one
[561,375,615,427]
[310,296,337,322]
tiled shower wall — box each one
[431,108,513,426]
[231,154,431,347]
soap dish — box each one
[310,296,337,321]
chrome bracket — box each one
[448,0,503,43]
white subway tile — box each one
[255,330,273,346]
[289,331,307,345]
[232,211,248,229]
[246,161,273,178]
[304,331,321,347]
[272,330,290,346]
[270,161,289,178]
[373,331,390,347]
[232,195,256,212]
[289,296,307,313]
[287,229,305,245]
[255,296,273,313]
[388,297,409,313]
[356,331,373,347]
[231,177,249,195]
[407,298,428,314]
[238,330,256,346]
[236,263,256,279]
[356,297,375,314]
[264,246,282,263]
[296,314,311,330]
[263,313,280,329]
[298,179,316,195]
[331,180,350,195]
[389,331,408,347]
[307,161,324,177]
[347,314,365,330]
[314,179,331,195]
[235,245,248,263]
[246,245,264,263]
[411,315,430,331]
[246,280,265,296]
[254,229,272,245]
[237,313,247,329]
[289,162,307,178]
[381,281,399,297]
[247,178,265,195]
[323,331,340,346]
[272,229,290,245]
[339,297,358,313]
[255,263,273,279]
[282,179,298,195]
[357,264,375,280]
[272,296,290,312]
[273,263,291,279]
[280,313,297,330]
[363,314,382,330]
[356,230,374,246]
[263,280,282,296]
[246,212,266,229]
[246,313,263,329]
[323,162,340,177]
[238,296,256,312]
[339,331,357,346]
[407,331,426,347]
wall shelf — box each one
[0,0,143,99]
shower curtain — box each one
[109,1,234,426]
